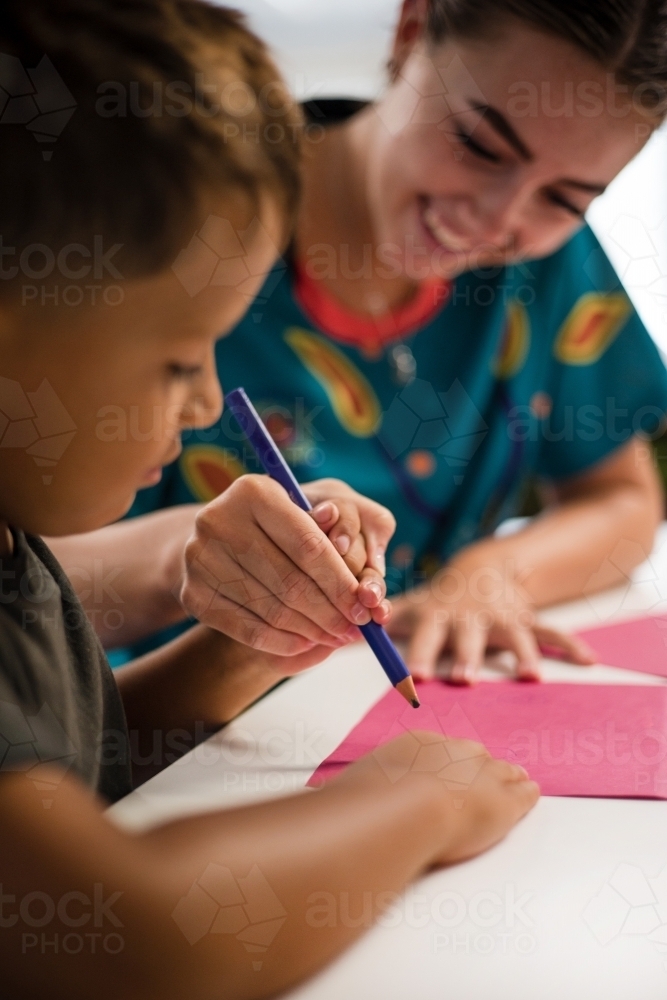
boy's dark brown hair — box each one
[0,0,302,279]
[426,0,667,115]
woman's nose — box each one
[452,185,527,250]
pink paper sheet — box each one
[309,681,667,799]
[577,615,667,678]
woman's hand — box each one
[387,542,596,684]
[181,475,395,656]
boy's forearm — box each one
[140,773,443,1000]
[115,625,287,783]
[46,506,201,647]
[0,767,443,1000]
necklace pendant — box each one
[388,343,416,385]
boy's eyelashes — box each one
[167,362,205,380]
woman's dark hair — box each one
[427,0,667,113]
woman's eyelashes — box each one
[454,126,502,163]
[453,125,588,219]
[545,191,587,218]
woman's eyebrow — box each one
[465,101,608,194]
[560,179,608,195]
[467,101,534,161]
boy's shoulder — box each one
[0,533,132,804]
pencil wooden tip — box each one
[395,676,420,708]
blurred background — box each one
[222,0,667,494]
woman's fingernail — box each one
[312,502,335,524]
[365,580,383,603]
[519,666,541,682]
[351,602,370,624]
[334,534,351,555]
[344,624,360,641]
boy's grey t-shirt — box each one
[0,530,132,803]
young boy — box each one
[0,3,538,997]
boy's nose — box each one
[184,362,223,430]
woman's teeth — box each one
[422,205,470,252]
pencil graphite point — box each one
[395,675,420,708]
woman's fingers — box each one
[184,586,323,656]
[248,480,371,626]
[357,566,387,606]
[325,497,361,561]
[303,479,395,581]
[183,538,353,647]
[450,622,487,685]
[342,533,369,578]
[370,599,392,626]
[534,625,597,665]
[359,508,395,577]
[310,501,339,533]
[505,626,542,681]
[405,610,449,681]
[385,595,416,639]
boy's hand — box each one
[302,478,395,613]
[337,732,540,865]
[181,475,394,656]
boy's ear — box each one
[390,0,430,80]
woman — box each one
[81,0,667,679]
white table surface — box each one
[109,525,667,999]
